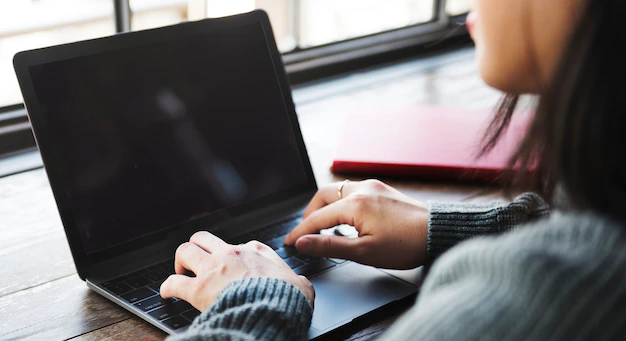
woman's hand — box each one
[284,179,428,269]
[160,231,315,311]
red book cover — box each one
[330,106,532,183]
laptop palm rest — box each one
[308,262,417,338]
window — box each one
[128,0,443,52]
[0,0,471,167]
[0,0,115,108]
[447,0,472,16]
[297,0,435,49]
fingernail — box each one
[297,237,312,250]
[159,279,168,296]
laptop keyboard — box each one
[100,216,343,330]
[229,216,341,277]
[101,259,199,330]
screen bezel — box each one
[13,10,317,275]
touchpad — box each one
[308,262,416,332]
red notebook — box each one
[331,106,532,183]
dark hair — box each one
[482,0,626,222]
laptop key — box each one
[296,254,316,264]
[294,259,336,277]
[145,270,170,282]
[127,275,151,288]
[284,257,305,269]
[156,260,173,268]
[182,308,201,322]
[135,295,175,312]
[162,315,191,330]
[148,300,193,320]
[121,287,157,303]
[266,237,285,250]
[279,218,301,231]
[101,276,129,287]
[106,282,133,295]
[149,261,172,273]
[275,246,298,259]
[149,280,166,292]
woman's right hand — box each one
[284,179,429,270]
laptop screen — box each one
[28,22,308,254]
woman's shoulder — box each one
[425,210,626,296]
[508,211,626,258]
[415,211,626,340]
[507,210,626,252]
[444,210,626,263]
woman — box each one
[161,0,626,339]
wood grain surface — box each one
[0,48,506,341]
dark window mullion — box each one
[434,0,445,21]
[291,0,301,50]
[114,0,132,33]
[435,0,450,25]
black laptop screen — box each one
[28,23,307,254]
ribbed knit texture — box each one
[168,277,312,341]
[427,192,550,260]
[380,212,626,340]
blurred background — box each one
[0,0,470,108]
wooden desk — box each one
[0,48,506,341]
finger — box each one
[303,181,356,218]
[174,242,210,275]
[189,231,226,253]
[285,200,354,245]
[301,186,335,219]
[295,234,362,260]
[245,240,283,262]
[160,274,196,301]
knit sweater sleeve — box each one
[379,213,626,341]
[168,277,312,341]
[427,192,549,260]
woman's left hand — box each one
[160,231,315,312]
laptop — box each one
[13,10,417,339]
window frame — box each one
[0,0,469,167]
[0,104,35,157]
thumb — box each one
[295,234,361,260]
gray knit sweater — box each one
[170,193,626,340]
